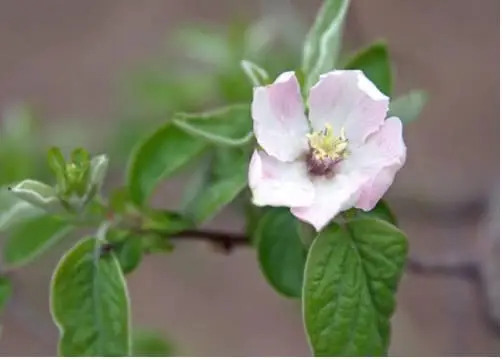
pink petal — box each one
[341,116,406,211]
[308,70,389,145]
[252,71,310,162]
[356,162,402,211]
[248,150,315,208]
[291,173,365,232]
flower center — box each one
[306,124,349,176]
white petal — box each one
[248,150,315,208]
[290,173,364,232]
[308,70,389,144]
[341,116,406,210]
[252,71,310,162]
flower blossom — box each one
[248,70,406,231]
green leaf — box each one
[303,218,408,356]
[0,276,12,313]
[50,237,131,356]
[388,90,428,125]
[70,148,90,168]
[0,187,45,231]
[344,42,393,95]
[142,209,192,234]
[255,208,308,298]
[48,147,67,177]
[127,123,206,206]
[3,215,73,268]
[109,187,130,214]
[363,200,397,225]
[48,147,68,191]
[88,154,109,193]
[179,152,214,213]
[142,233,174,254]
[116,235,143,275]
[240,60,270,87]
[173,104,253,147]
[133,329,174,356]
[302,0,351,89]
[185,173,247,224]
[183,147,248,224]
[8,179,63,213]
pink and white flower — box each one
[248,70,406,231]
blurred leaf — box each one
[127,123,206,206]
[109,188,130,215]
[302,0,351,89]
[240,60,270,87]
[50,237,131,356]
[173,104,253,147]
[303,218,407,355]
[0,187,44,231]
[70,148,90,168]
[3,215,73,268]
[0,276,12,313]
[88,154,109,194]
[179,152,215,213]
[142,233,174,254]
[184,172,247,225]
[388,90,428,125]
[362,200,397,225]
[183,147,248,225]
[255,208,307,298]
[48,147,67,184]
[133,329,174,356]
[142,209,192,234]
[116,235,143,275]
[344,42,393,95]
[175,25,232,67]
[9,179,63,214]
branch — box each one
[171,229,249,253]
[406,256,479,281]
[166,229,480,281]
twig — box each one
[406,256,479,281]
[156,229,482,282]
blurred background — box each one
[0,0,499,356]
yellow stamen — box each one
[307,123,349,161]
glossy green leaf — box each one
[344,42,393,95]
[127,123,206,206]
[303,217,408,356]
[116,235,143,275]
[0,276,12,313]
[173,104,253,147]
[302,0,351,89]
[240,60,270,87]
[133,329,174,356]
[388,90,428,125]
[3,215,73,268]
[256,208,308,298]
[50,237,131,356]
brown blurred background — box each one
[0,0,499,356]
